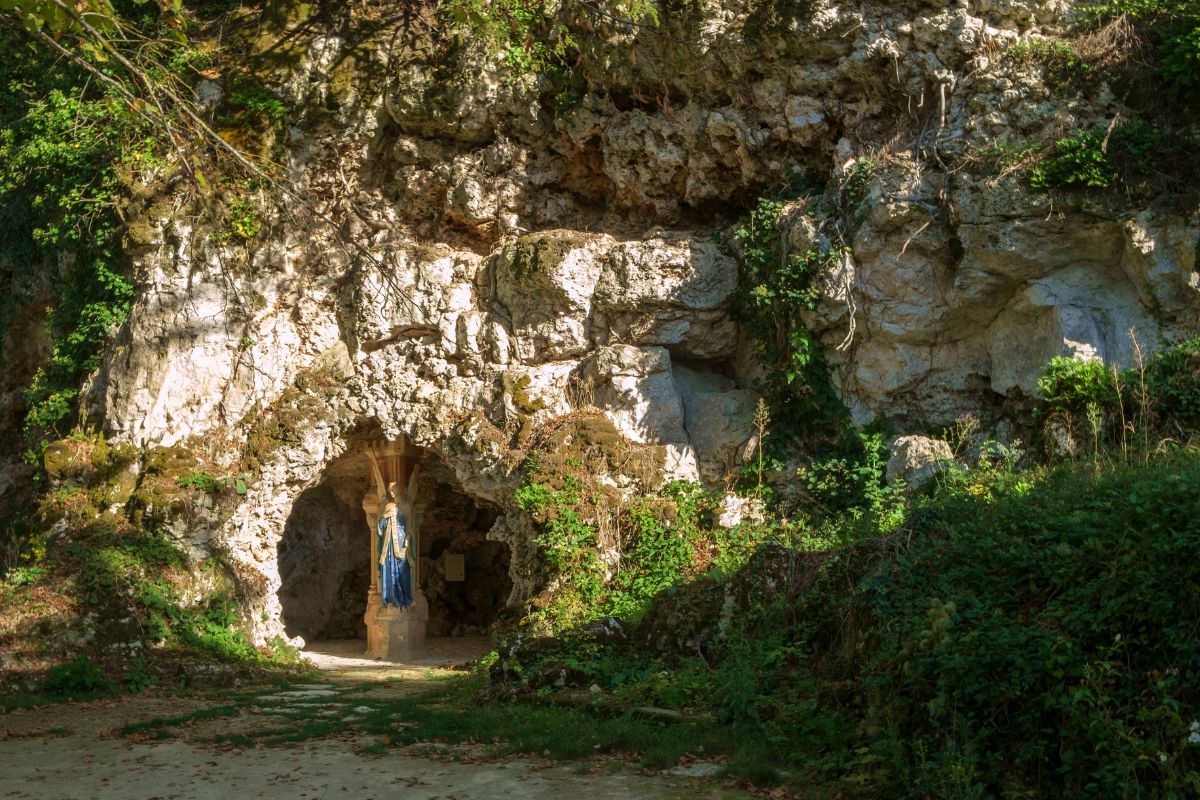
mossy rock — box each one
[90,440,139,494]
[94,463,140,508]
[43,440,89,480]
[42,434,135,483]
[505,372,546,414]
[131,477,189,512]
[35,484,102,528]
[632,577,725,662]
[123,218,159,248]
[143,445,200,479]
[503,232,586,282]
[241,365,347,473]
[131,446,201,526]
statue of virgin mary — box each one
[376,481,413,608]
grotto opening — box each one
[276,437,511,660]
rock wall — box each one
[70,0,1200,642]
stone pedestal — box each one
[365,589,430,660]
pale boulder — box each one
[592,233,738,360]
[494,230,613,362]
[886,435,955,486]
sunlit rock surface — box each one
[66,0,1200,642]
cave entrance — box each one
[278,450,373,642]
[416,469,510,638]
[276,436,510,661]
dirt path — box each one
[0,641,752,800]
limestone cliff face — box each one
[75,0,1199,642]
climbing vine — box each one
[443,0,660,78]
[732,191,850,456]
[0,28,148,443]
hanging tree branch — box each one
[3,0,458,349]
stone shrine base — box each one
[364,591,429,661]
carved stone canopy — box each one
[362,437,421,502]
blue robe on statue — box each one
[376,505,413,608]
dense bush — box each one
[509,449,1200,795]
[0,8,276,446]
[496,373,1200,795]
[1036,354,1120,416]
[1035,337,1200,446]
[40,655,116,697]
[0,33,142,441]
[732,191,854,462]
[516,464,713,631]
[1146,335,1200,421]
[847,454,1200,796]
[1029,121,1157,190]
[1082,0,1200,89]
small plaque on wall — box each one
[444,553,465,582]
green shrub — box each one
[223,197,261,241]
[607,488,702,620]
[847,454,1200,796]
[516,479,705,627]
[666,451,1200,795]
[977,140,1041,169]
[516,478,596,573]
[1036,355,1120,415]
[1029,121,1158,190]
[40,655,116,697]
[1146,335,1200,420]
[1158,17,1200,87]
[1007,38,1094,87]
[0,27,157,441]
[1036,337,1200,436]
[177,470,221,493]
[797,431,903,525]
[176,470,248,495]
[497,419,1200,795]
[733,194,848,453]
[3,565,45,586]
[1030,131,1115,188]
[1081,0,1200,90]
[222,83,288,130]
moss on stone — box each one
[508,374,546,414]
[241,363,345,474]
[506,232,582,282]
[123,218,159,248]
[128,476,190,522]
[143,445,201,479]
[125,445,202,526]
[95,463,139,509]
[42,433,138,487]
[35,483,101,529]
[327,54,360,105]
[42,440,87,480]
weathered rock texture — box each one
[53,0,1200,642]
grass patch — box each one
[121,702,246,736]
[115,673,776,780]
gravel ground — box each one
[0,640,752,800]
